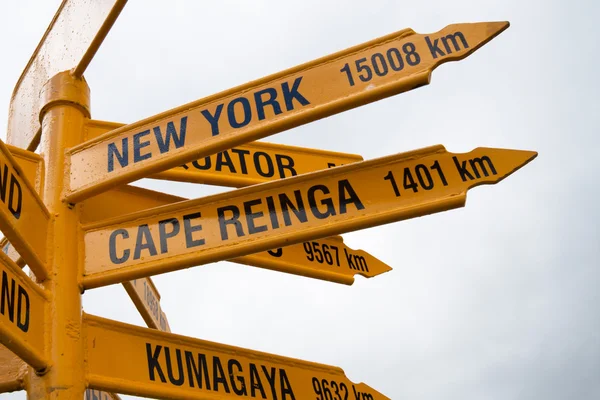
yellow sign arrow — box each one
[0,251,48,371]
[0,140,49,280]
[81,145,536,288]
[81,185,391,286]
[66,21,509,202]
[236,236,390,285]
[84,313,389,400]
[86,119,363,187]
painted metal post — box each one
[31,71,91,399]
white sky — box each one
[1,0,599,399]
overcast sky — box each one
[1,0,598,399]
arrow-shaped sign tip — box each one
[462,147,537,187]
[458,20,510,37]
[486,20,510,35]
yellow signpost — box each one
[65,21,509,203]
[81,145,535,289]
[0,251,48,371]
[0,141,50,280]
[83,313,389,400]
[0,4,537,399]
[86,119,364,187]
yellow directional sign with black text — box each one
[236,236,391,285]
[85,119,363,188]
[81,145,536,289]
[84,313,389,400]
[122,277,171,332]
[0,140,49,280]
[0,145,45,268]
[81,185,391,286]
[66,21,509,202]
[0,251,48,370]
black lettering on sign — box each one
[182,149,298,179]
[268,248,283,257]
[303,242,341,266]
[146,343,296,399]
[344,249,368,272]
[217,179,364,241]
[231,149,250,174]
[382,160,448,197]
[107,214,206,265]
[107,117,188,172]
[191,157,211,171]
[313,377,350,400]
[215,151,236,173]
[425,31,469,59]
[0,164,23,219]
[275,154,296,178]
[339,42,421,86]
[254,152,274,178]
[353,384,374,400]
[143,280,159,321]
[0,270,30,332]
[452,155,497,182]
[199,77,310,136]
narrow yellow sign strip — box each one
[122,277,171,332]
[0,344,27,393]
[235,236,391,285]
[84,313,389,400]
[0,251,48,371]
[86,119,363,187]
[0,140,49,280]
[66,21,509,202]
[81,145,536,289]
[81,185,391,286]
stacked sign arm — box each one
[80,145,537,289]
[0,140,50,281]
[81,185,392,286]
[83,313,390,400]
[0,6,538,399]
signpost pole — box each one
[29,71,91,399]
